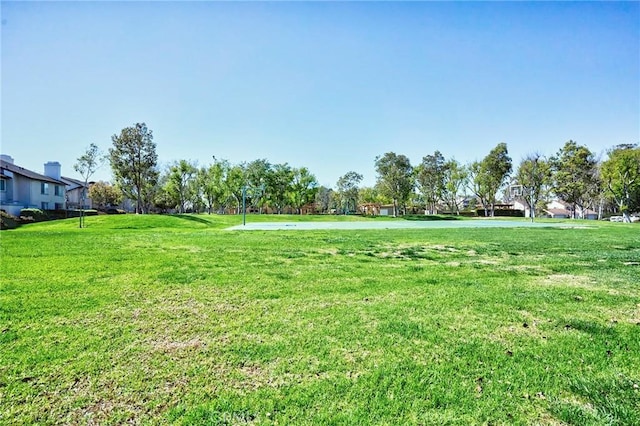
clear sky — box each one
[2,1,638,188]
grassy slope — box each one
[1,215,639,425]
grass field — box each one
[1,214,639,425]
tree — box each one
[375,152,414,217]
[551,140,597,219]
[109,123,159,214]
[74,143,104,227]
[166,160,197,213]
[225,164,246,214]
[514,154,552,220]
[245,159,271,213]
[441,159,468,215]
[469,143,512,216]
[88,181,122,209]
[198,159,229,214]
[415,151,446,214]
[315,186,334,214]
[336,171,363,214]
[601,144,640,222]
[265,163,294,214]
[290,167,318,214]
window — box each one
[41,202,49,210]
[41,182,49,195]
[54,185,62,196]
[0,179,5,192]
[55,203,64,210]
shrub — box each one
[0,211,20,230]
[19,208,48,222]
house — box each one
[536,200,598,220]
[0,155,66,216]
[544,208,571,219]
[512,199,533,218]
[60,176,93,209]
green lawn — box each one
[1,215,639,425]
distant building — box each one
[60,176,93,209]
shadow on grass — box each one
[173,214,214,226]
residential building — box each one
[0,155,66,216]
[60,176,93,209]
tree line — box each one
[82,123,640,222]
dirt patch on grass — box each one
[538,274,595,289]
[152,337,205,352]
[318,248,339,256]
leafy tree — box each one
[442,159,468,215]
[315,186,334,214]
[88,181,122,209]
[265,163,294,214]
[198,159,229,214]
[109,123,159,214]
[245,159,271,213]
[415,151,446,214]
[166,160,198,213]
[551,140,597,218]
[469,143,512,216]
[225,164,246,214]
[601,144,640,222]
[74,143,104,227]
[375,152,414,217]
[290,167,318,214]
[336,171,363,214]
[514,154,552,219]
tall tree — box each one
[315,186,334,214]
[514,154,552,220]
[225,164,246,214]
[198,159,229,214]
[441,159,468,215]
[551,140,597,218]
[290,167,318,214]
[375,152,414,217]
[336,171,363,214]
[245,159,271,213]
[109,123,158,214]
[74,143,104,227]
[469,143,512,216]
[601,144,640,222]
[415,151,446,214]
[166,160,198,213]
[265,163,294,214]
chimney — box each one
[0,154,14,164]
[44,161,62,180]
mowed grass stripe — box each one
[1,215,638,424]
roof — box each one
[60,176,94,189]
[545,208,570,216]
[0,160,65,185]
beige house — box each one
[60,176,93,209]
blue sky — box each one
[2,1,638,187]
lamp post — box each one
[242,186,247,226]
[530,158,538,223]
